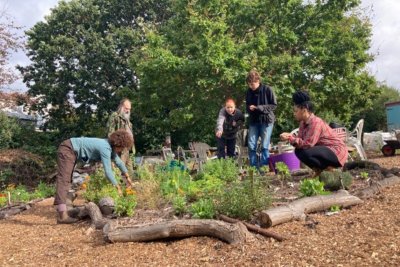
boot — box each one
[57,211,78,224]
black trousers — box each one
[217,137,236,159]
[295,146,341,170]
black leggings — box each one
[295,146,341,170]
[217,137,236,159]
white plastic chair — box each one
[347,119,367,160]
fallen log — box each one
[218,214,285,241]
[354,175,400,199]
[258,190,363,228]
[85,202,110,229]
[103,219,252,244]
[0,204,30,219]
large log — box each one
[104,219,252,244]
[218,214,285,241]
[258,190,363,228]
[85,202,110,229]
[354,175,400,199]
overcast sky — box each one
[2,0,400,91]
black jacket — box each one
[245,84,277,124]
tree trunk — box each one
[354,175,400,199]
[218,214,285,241]
[104,219,252,244]
[258,190,363,228]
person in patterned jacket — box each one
[279,91,348,175]
[107,98,135,177]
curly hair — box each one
[246,70,261,83]
[292,90,314,112]
[108,129,133,149]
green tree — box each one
[352,84,400,132]
[131,0,377,147]
[0,111,21,148]
[18,0,170,137]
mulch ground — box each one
[1,153,400,266]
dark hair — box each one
[292,91,314,112]
[246,70,261,83]
[108,129,133,149]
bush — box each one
[190,198,215,219]
[0,112,21,149]
[216,177,272,220]
[33,181,56,198]
[202,158,239,182]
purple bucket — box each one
[269,151,300,173]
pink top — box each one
[288,114,348,166]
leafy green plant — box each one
[275,162,291,187]
[9,185,32,203]
[216,177,272,220]
[299,178,330,197]
[202,159,239,182]
[115,194,137,217]
[190,198,215,219]
[33,181,56,199]
[330,205,341,212]
[187,173,223,201]
[160,168,191,197]
[360,171,369,180]
[172,195,187,215]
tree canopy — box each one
[18,0,170,138]
[131,0,378,147]
[20,0,380,150]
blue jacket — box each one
[70,137,127,185]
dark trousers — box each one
[295,146,341,170]
[54,139,76,206]
[217,137,236,159]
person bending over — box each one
[280,91,348,175]
[54,130,133,224]
[215,98,244,159]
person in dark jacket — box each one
[245,70,277,170]
[215,98,244,159]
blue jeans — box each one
[248,123,274,168]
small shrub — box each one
[33,181,56,198]
[190,198,215,219]
[160,168,191,197]
[319,170,353,190]
[275,162,291,186]
[115,194,137,217]
[172,195,187,215]
[10,185,32,203]
[187,173,223,201]
[216,178,272,220]
[299,178,329,197]
[202,158,239,182]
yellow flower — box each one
[125,188,135,195]
[85,175,90,181]
[81,183,87,190]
